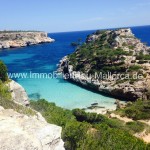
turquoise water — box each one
[0,26,150,109]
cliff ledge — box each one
[0,31,54,49]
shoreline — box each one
[0,31,55,49]
[57,56,137,101]
[57,28,150,101]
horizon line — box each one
[48,24,150,34]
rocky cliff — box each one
[0,106,65,150]
[0,31,54,49]
[8,80,30,106]
[58,28,150,101]
[0,80,65,150]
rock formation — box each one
[58,28,150,101]
[0,31,54,49]
[7,80,30,106]
[1,80,65,150]
[0,106,65,150]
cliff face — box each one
[8,80,30,106]
[0,31,54,49]
[58,28,150,101]
[0,80,65,150]
[0,106,65,150]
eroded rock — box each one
[0,32,55,49]
[0,106,65,150]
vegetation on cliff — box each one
[0,60,8,82]
[116,100,150,120]
[0,61,35,115]
[68,29,149,76]
[59,28,150,100]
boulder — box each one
[7,80,30,106]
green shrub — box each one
[137,53,150,60]
[72,109,105,123]
[128,65,142,71]
[128,45,135,50]
[0,60,8,82]
[62,121,90,150]
[126,121,145,133]
[30,99,75,127]
[116,100,150,120]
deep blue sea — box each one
[0,25,150,109]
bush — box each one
[117,100,150,120]
[128,65,142,71]
[126,121,145,133]
[72,109,105,123]
[30,99,75,127]
[0,60,8,82]
[137,53,150,60]
[62,121,90,150]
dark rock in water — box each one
[91,103,98,106]
[71,42,79,47]
[29,93,41,99]
[87,106,95,109]
[87,105,105,109]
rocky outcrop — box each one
[86,28,150,55]
[3,80,65,149]
[58,28,150,101]
[59,58,147,100]
[0,31,54,49]
[7,80,30,106]
[0,106,65,150]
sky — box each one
[0,0,150,32]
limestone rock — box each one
[7,80,30,106]
[2,41,10,48]
[0,31,55,49]
[0,106,65,150]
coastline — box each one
[0,31,55,49]
[57,28,150,101]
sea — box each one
[0,25,150,109]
